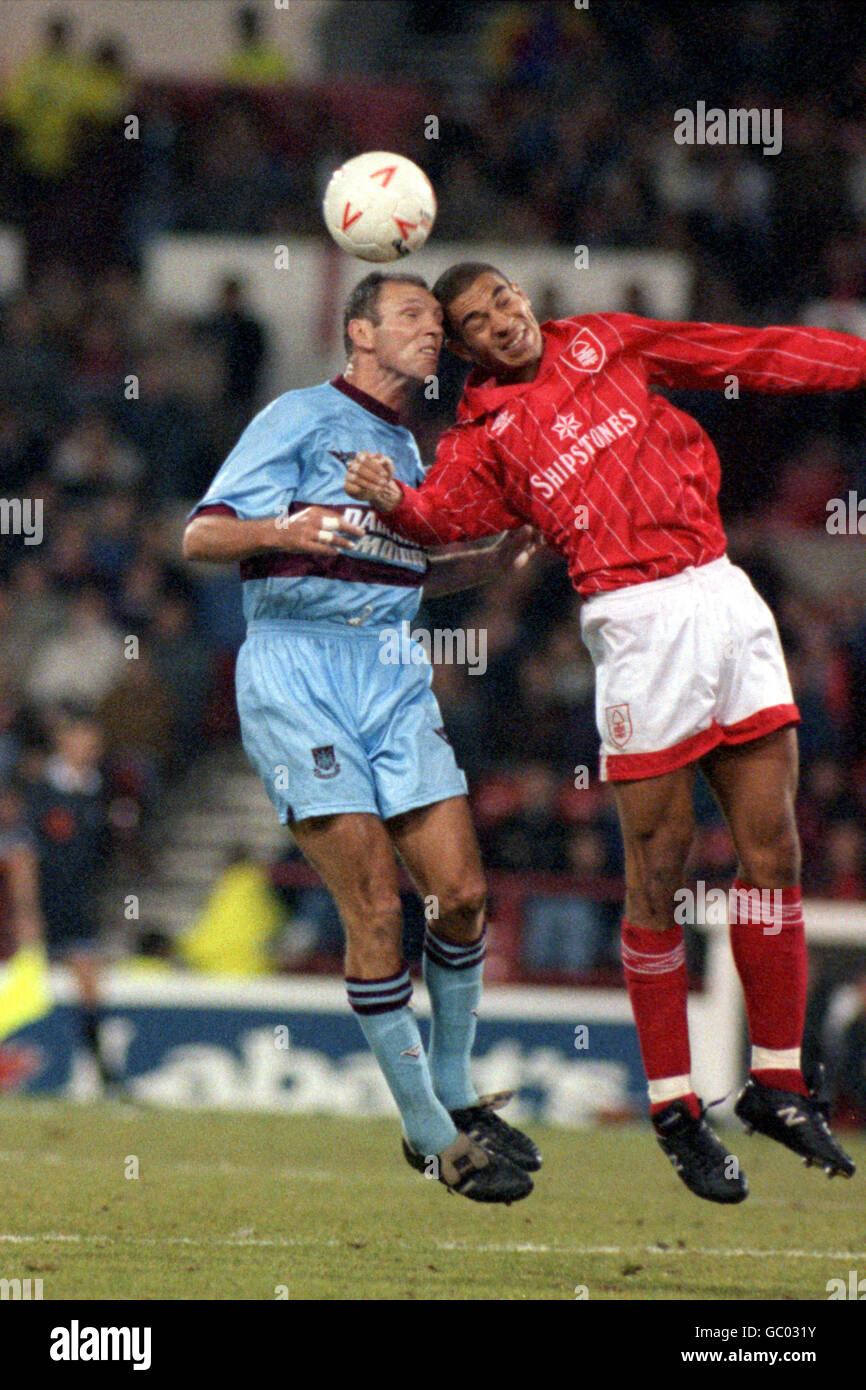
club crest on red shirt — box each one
[605,702,632,748]
[568,327,607,372]
[489,408,515,437]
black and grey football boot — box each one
[401,1130,533,1204]
[734,1072,856,1178]
[652,1098,749,1204]
[449,1091,542,1173]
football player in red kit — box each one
[345,262,858,1204]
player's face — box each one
[447,273,544,380]
[369,282,444,382]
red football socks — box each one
[621,919,699,1117]
[729,880,809,1097]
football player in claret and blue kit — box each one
[345,261,862,1204]
[184,272,540,1203]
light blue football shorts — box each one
[235,620,468,824]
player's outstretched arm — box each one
[605,313,866,394]
[423,526,542,597]
[345,439,523,547]
[182,506,365,563]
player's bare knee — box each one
[358,890,403,935]
[637,824,692,885]
[429,875,487,942]
[341,888,403,969]
[624,871,679,930]
[344,914,403,979]
[739,825,801,887]
[625,823,692,925]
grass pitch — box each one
[0,1098,863,1300]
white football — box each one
[322,151,436,263]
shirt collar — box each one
[330,375,402,427]
[459,320,563,420]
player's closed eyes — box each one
[465,294,514,333]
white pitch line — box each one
[0,1233,342,1249]
[435,1240,866,1260]
[0,1149,415,1186]
[0,1232,864,1260]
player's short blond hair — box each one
[343,272,429,355]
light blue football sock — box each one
[347,967,457,1157]
[422,927,486,1111]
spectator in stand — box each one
[0,402,42,491]
[76,37,130,132]
[225,5,293,86]
[798,758,861,893]
[25,587,123,710]
[0,779,52,1043]
[823,821,866,900]
[481,1,584,90]
[26,708,117,1089]
[0,14,84,184]
[42,510,96,591]
[0,293,72,433]
[117,349,212,502]
[0,560,66,687]
[50,410,142,498]
[482,763,567,872]
[0,16,132,272]
[178,842,285,975]
[179,100,274,235]
[71,313,127,403]
[200,275,267,435]
[522,826,616,975]
[87,492,141,598]
[115,553,166,632]
[148,594,211,762]
[0,682,24,786]
[98,647,175,800]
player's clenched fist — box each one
[344,451,402,512]
[274,504,365,555]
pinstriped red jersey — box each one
[388,314,866,594]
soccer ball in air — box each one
[322,151,436,263]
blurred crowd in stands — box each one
[7,3,866,315]
[1,0,866,1048]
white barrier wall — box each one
[10,905,865,1122]
[143,236,693,396]
[0,0,323,80]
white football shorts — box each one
[579,555,800,781]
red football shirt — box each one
[387,314,866,594]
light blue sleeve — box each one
[409,432,427,487]
[191,395,307,520]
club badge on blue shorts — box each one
[312,745,341,779]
